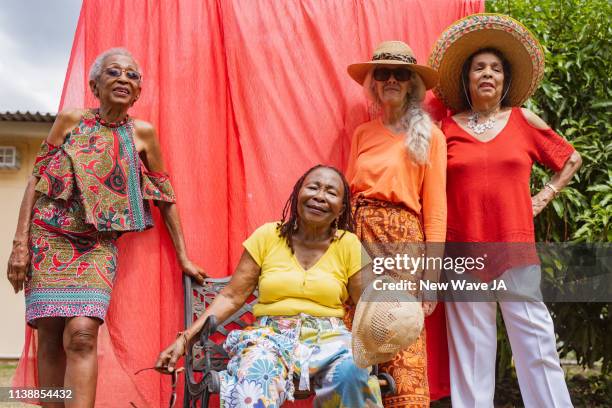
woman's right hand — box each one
[7,240,30,293]
[155,336,187,373]
[421,300,437,316]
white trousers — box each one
[445,265,573,407]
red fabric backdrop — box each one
[15,0,483,406]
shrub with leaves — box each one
[486,0,611,377]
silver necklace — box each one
[467,110,498,135]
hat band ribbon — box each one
[372,52,416,64]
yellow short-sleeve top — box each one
[243,222,369,318]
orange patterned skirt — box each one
[346,196,430,408]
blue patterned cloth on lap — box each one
[219,314,382,408]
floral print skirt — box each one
[348,196,430,408]
[219,314,382,407]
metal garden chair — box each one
[182,275,396,407]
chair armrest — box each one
[183,275,249,402]
[377,371,396,396]
[199,315,217,371]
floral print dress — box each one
[25,110,175,326]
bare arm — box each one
[420,128,447,315]
[522,109,583,216]
[7,178,40,293]
[157,202,206,282]
[548,151,582,189]
[421,242,444,316]
[7,109,82,293]
[134,120,206,283]
[155,250,261,372]
[532,150,582,216]
[348,265,370,305]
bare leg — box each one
[37,317,67,408]
[63,317,101,408]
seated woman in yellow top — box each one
[156,165,382,407]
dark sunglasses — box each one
[373,67,413,82]
[104,67,142,81]
[131,366,184,408]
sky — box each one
[0,0,82,113]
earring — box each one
[334,218,339,230]
[292,219,298,231]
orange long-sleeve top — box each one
[346,118,447,242]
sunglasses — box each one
[104,67,142,81]
[131,366,184,408]
[373,67,413,82]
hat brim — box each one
[351,285,424,369]
[347,60,439,90]
[352,300,400,369]
[429,13,545,111]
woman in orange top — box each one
[346,41,446,407]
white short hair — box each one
[88,48,141,82]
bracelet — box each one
[544,183,560,197]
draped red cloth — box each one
[14,0,483,406]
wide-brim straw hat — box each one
[429,13,545,111]
[348,41,439,90]
[352,277,424,369]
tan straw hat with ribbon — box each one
[429,13,545,111]
[348,41,439,89]
[352,276,424,369]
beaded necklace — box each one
[466,106,500,135]
[95,111,129,128]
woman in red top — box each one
[429,14,581,408]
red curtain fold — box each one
[15,1,483,406]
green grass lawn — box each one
[0,361,30,408]
[430,363,611,408]
[0,361,16,384]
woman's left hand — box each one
[531,189,555,217]
[180,258,207,285]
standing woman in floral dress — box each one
[7,48,205,407]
